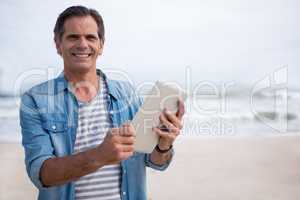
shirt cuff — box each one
[29,155,55,190]
[145,148,174,171]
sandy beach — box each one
[1,135,300,200]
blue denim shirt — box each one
[20,69,173,200]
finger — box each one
[127,123,135,136]
[123,123,136,137]
[119,144,135,152]
[176,99,185,120]
[159,113,179,133]
[119,125,126,136]
[153,127,174,139]
[119,136,136,145]
[120,124,134,137]
[110,128,120,135]
[164,109,183,129]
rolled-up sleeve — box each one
[144,149,174,171]
[19,92,55,189]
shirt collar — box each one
[55,68,120,100]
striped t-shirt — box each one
[73,77,121,200]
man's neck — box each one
[64,68,100,102]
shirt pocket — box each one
[42,121,67,133]
[42,121,70,156]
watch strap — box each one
[155,144,173,153]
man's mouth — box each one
[71,53,92,58]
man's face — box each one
[55,16,103,73]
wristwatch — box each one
[155,144,173,154]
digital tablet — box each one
[132,81,187,153]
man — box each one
[20,5,184,200]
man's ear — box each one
[54,37,62,56]
[99,40,104,55]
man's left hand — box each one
[153,99,185,150]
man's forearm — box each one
[40,125,136,187]
[41,147,105,187]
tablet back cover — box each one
[132,81,187,153]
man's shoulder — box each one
[25,76,66,96]
[106,79,137,98]
[20,76,66,112]
[108,79,134,90]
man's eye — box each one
[87,36,98,41]
[68,35,79,40]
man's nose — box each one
[77,37,89,49]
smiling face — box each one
[55,15,103,74]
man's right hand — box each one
[40,122,136,187]
[97,122,136,165]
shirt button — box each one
[52,125,56,130]
[123,192,126,196]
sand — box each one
[0,142,37,199]
[1,135,300,200]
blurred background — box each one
[0,0,299,199]
[0,0,299,140]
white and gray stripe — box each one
[73,77,121,200]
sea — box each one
[0,86,299,142]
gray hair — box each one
[54,5,105,42]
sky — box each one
[0,0,298,94]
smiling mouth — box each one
[71,53,92,58]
